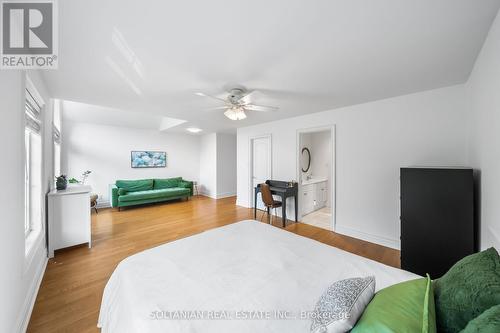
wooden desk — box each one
[254,180,298,227]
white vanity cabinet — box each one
[316,182,327,207]
[301,180,327,215]
[302,184,315,215]
[48,185,92,258]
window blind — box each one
[25,88,42,133]
[53,126,61,144]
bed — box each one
[98,220,419,332]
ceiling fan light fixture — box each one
[196,88,278,119]
[224,107,246,120]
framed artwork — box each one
[131,151,166,168]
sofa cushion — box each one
[351,275,436,333]
[154,177,182,190]
[433,247,500,333]
[116,179,153,192]
[117,188,128,196]
[118,188,190,202]
[460,304,500,333]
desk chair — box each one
[260,183,282,224]
[90,194,98,214]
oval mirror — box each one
[301,147,311,173]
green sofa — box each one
[110,177,193,209]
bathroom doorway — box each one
[297,126,335,231]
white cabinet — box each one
[316,182,327,207]
[48,185,92,258]
[301,180,328,215]
[302,184,315,215]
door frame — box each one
[249,134,272,209]
[296,125,336,231]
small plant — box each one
[68,177,79,184]
[55,175,68,190]
[67,171,92,185]
[81,170,92,184]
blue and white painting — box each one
[131,151,166,168]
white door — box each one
[251,136,271,211]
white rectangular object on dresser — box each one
[47,185,92,258]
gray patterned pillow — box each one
[311,276,375,333]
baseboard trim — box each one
[96,200,111,209]
[216,192,236,199]
[200,192,237,200]
[335,225,400,250]
[17,256,47,333]
[200,191,217,199]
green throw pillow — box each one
[460,305,500,333]
[351,275,436,333]
[153,177,182,190]
[433,247,500,333]
[115,179,153,192]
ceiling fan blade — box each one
[244,104,279,112]
[195,92,227,104]
[204,106,228,111]
[239,90,261,104]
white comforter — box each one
[98,220,418,333]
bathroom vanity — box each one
[301,178,327,215]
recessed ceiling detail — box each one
[62,100,187,132]
[159,117,187,131]
[186,127,202,133]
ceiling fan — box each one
[195,88,279,120]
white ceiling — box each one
[43,0,500,133]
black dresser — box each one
[400,167,476,278]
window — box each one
[53,100,61,178]
[54,142,61,178]
[25,81,44,238]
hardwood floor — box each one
[27,196,399,332]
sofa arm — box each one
[180,180,194,196]
[109,184,119,207]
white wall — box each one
[216,133,237,198]
[199,133,237,198]
[0,71,52,333]
[466,10,500,250]
[237,85,468,249]
[309,131,331,179]
[199,133,217,197]
[61,121,201,205]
